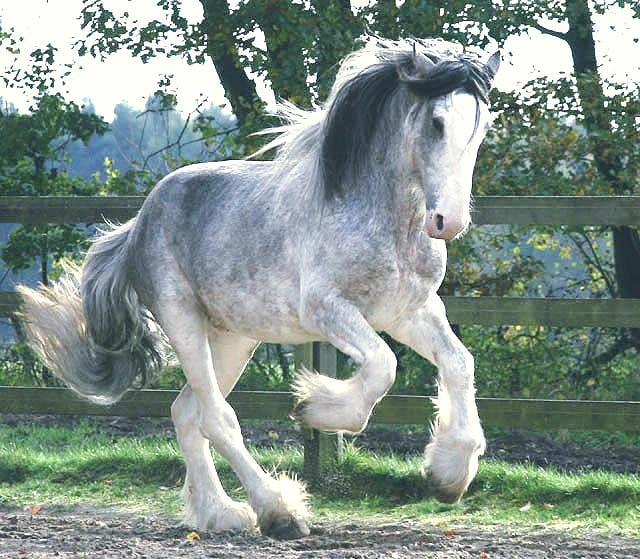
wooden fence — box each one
[0,196,639,481]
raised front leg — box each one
[387,293,485,503]
[295,295,397,434]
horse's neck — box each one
[342,140,426,247]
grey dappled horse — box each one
[19,38,500,539]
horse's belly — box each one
[231,317,317,344]
[198,278,315,343]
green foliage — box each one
[466,324,640,400]
[2,225,89,276]
[0,345,47,387]
[239,345,295,390]
[0,97,109,284]
[0,36,110,283]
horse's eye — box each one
[432,116,445,136]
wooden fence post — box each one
[294,342,343,486]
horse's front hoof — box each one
[256,473,311,539]
[425,473,465,504]
[422,432,484,504]
[262,516,310,540]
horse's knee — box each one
[363,344,397,399]
[440,344,474,389]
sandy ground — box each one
[1,509,639,559]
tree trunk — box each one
[40,240,48,287]
[565,0,618,185]
[563,0,640,350]
[200,0,264,131]
[275,344,291,382]
[260,1,311,106]
[613,226,640,347]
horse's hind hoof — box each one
[262,516,310,540]
[430,484,462,504]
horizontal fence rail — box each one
[441,296,640,327]
[3,291,640,327]
[0,196,143,224]
[1,195,639,453]
[1,387,638,432]
[1,196,640,225]
[472,196,640,226]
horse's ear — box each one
[398,52,436,82]
[486,50,501,80]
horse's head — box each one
[400,48,500,240]
[260,38,500,239]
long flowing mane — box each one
[257,38,495,201]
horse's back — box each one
[142,160,272,222]
[128,160,309,340]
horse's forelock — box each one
[403,57,493,105]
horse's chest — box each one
[406,235,447,288]
[362,237,447,326]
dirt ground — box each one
[1,509,639,559]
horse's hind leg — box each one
[161,303,310,539]
[172,333,258,531]
[295,296,397,433]
[172,385,256,531]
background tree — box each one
[2,1,639,398]
[0,41,109,285]
[472,1,640,369]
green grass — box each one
[484,426,640,449]
[1,420,639,538]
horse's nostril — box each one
[436,214,444,231]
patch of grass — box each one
[0,422,638,538]
[483,426,640,450]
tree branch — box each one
[567,230,617,297]
[141,99,206,170]
[592,335,634,367]
[531,21,567,41]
